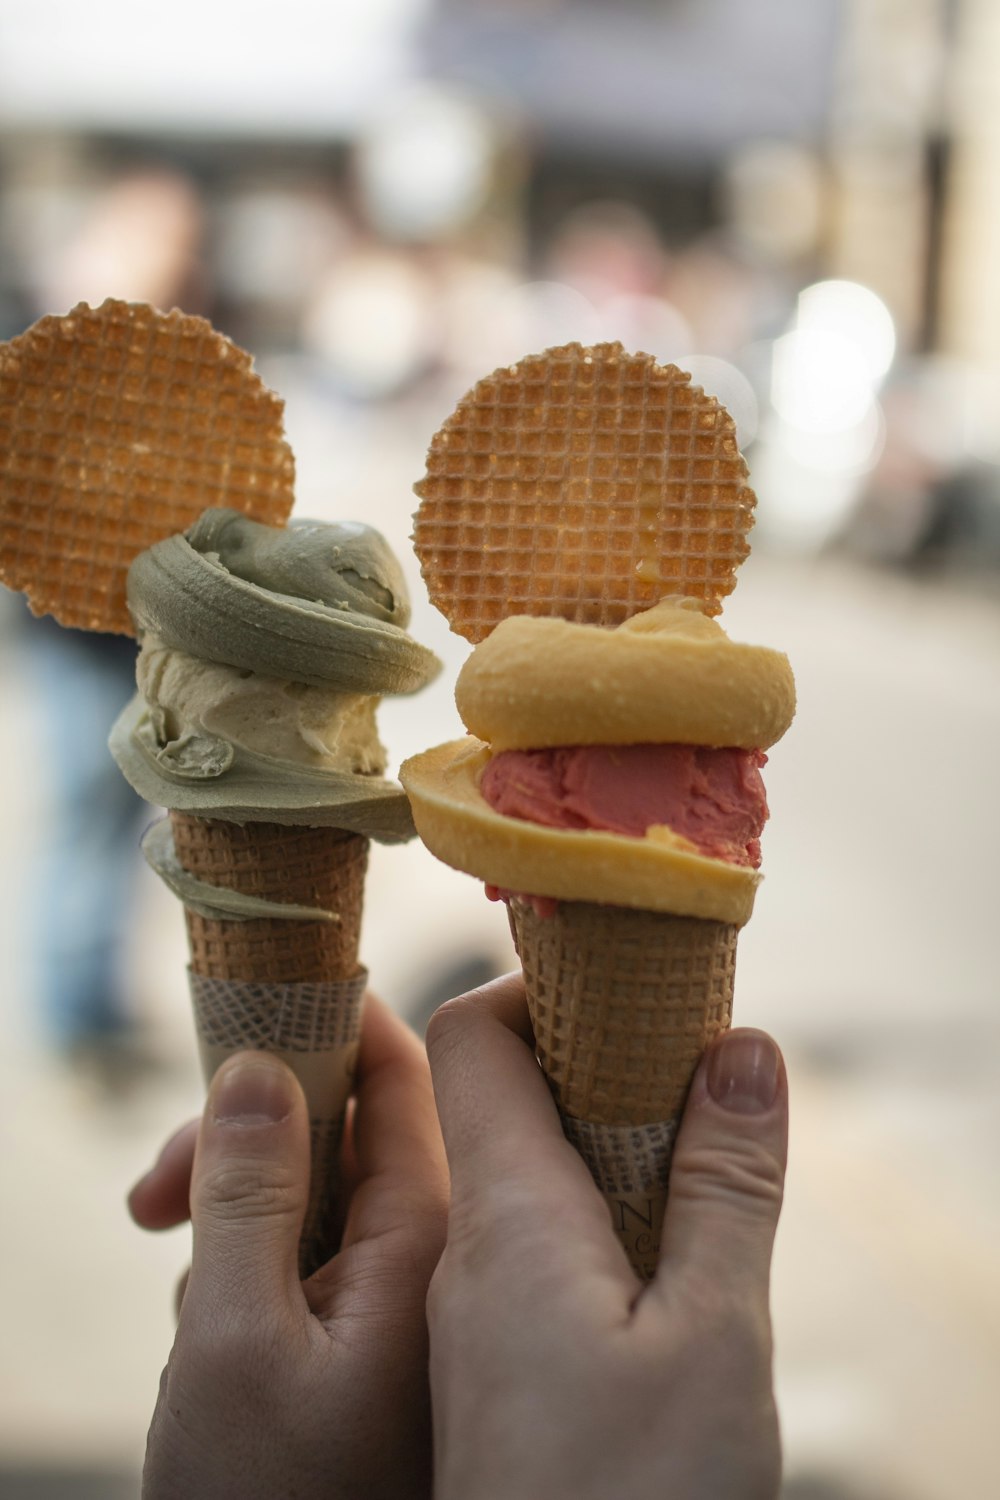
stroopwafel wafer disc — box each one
[0,299,296,634]
[413,342,755,642]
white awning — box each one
[0,0,426,135]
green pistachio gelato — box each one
[187,508,412,626]
[126,509,439,695]
[110,508,441,843]
[140,818,341,921]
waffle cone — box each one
[508,896,737,1278]
[170,813,368,982]
[170,812,369,1274]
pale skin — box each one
[425,979,787,1500]
[131,977,789,1500]
[129,994,449,1500]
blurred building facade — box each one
[1,0,997,571]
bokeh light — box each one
[473,280,605,370]
[356,86,498,241]
[771,328,879,434]
[796,279,896,383]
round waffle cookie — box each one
[0,299,296,634]
[413,342,756,641]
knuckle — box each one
[674,1136,786,1220]
[424,996,474,1060]
[425,996,487,1080]
[195,1156,301,1224]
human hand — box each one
[425,976,788,1500]
[128,994,448,1500]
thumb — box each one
[186,1052,310,1315]
[658,1029,788,1295]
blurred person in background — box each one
[23,611,149,1081]
[841,362,1000,577]
[12,166,207,1086]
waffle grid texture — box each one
[179,830,370,1275]
[188,971,366,1052]
[413,342,754,641]
[509,897,737,1126]
[170,813,368,982]
[0,299,295,633]
[561,1116,680,1196]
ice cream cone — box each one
[404,341,794,1285]
[170,812,369,1277]
[507,896,737,1280]
[0,301,442,1281]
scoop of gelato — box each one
[187,508,412,627]
[111,508,441,838]
[480,743,769,867]
[137,634,387,774]
[455,598,795,751]
[127,508,440,695]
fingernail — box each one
[706,1030,781,1115]
[211,1056,293,1125]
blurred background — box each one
[1,1,998,1496]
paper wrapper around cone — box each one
[170,812,369,1277]
[507,897,737,1281]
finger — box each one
[186,1052,310,1316]
[426,972,551,1195]
[426,973,625,1281]
[658,1028,788,1296]
[433,969,536,1046]
[128,1120,199,1230]
[339,994,448,1251]
[318,997,449,1328]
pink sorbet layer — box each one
[479,743,769,867]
